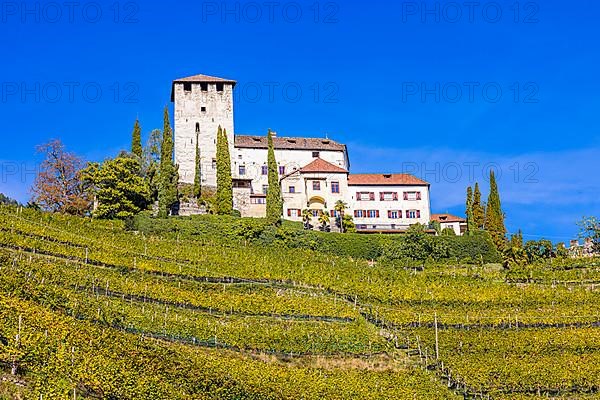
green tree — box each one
[429,220,442,235]
[0,193,18,206]
[484,171,507,250]
[216,126,233,215]
[82,156,151,219]
[266,129,283,224]
[334,200,348,232]
[342,214,356,233]
[143,129,162,202]
[193,132,202,199]
[578,216,600,254]
[158,107,178,217]
[466,186,475,235]
[131,119,142,159]
[441,227,456,236]
[472,182,485,229]
[318,211,330,231]
[302,209,312,229]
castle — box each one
[172,74,432,232]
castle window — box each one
[195,123,200,133]
[239,165,246,175]
[406,210,421,219]
[262,185,269,194]
[261,165,268,175]
[289,186,296,193]
[312,151,320,158]
[312,181,321,191]
[331,181,340,194]
[212,159,217,169]
[201,107,206,112]
[216,83,224,92]
[251,196,266,204]
[183,82,192,92]
[200,83,208,92]
[388,210,401,219]
[279,166,285,175]
[367,210,379,218]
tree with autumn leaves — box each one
[31,139,92,215]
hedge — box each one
[130,214,501,264]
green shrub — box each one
[130,214,501,263]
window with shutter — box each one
[376,210,380,218]
[356,192,361,200]
[380,192,384,201]
[287,209,291,217]
[416,192,422,200]
[354,210,359,217]
[403,192,408,200]
[393,192,398,201]
[369,192,375,201]
[417,210,421,218]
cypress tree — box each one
[193,133,201,199]
[158,106,178,218]
[266,129,282,224]
[472,182,485,229]
[466,186,475,235]
[484,171,507,249]
[131,119,143,159]
[216,126,233,215]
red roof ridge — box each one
[431,213,466,223]
[348,173,429,186]
[299,158,348,173]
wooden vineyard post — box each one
[435,312,439,360]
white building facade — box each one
[172,74,431,231]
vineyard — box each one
[1,206,600,399]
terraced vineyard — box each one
[1,206,599,399]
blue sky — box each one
[1,0,598,242]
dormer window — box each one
[312,151,320,158]
[383,174,392,178]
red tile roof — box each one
[348,174,428,186]
[299,158,348,173]
[235,135,346,152]
[431,214,466,223]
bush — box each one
[130,214,501,263]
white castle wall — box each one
[348,184,431,228]
[232,147,347,195]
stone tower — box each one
[171,74,236,187]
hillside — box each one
[1,206,600,399]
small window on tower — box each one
[183,82,192,92]
[200,83,208,92]
[201,107,206,112]
[216,83,224,92]
[212,159,217,170]
[195,123,200,133]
